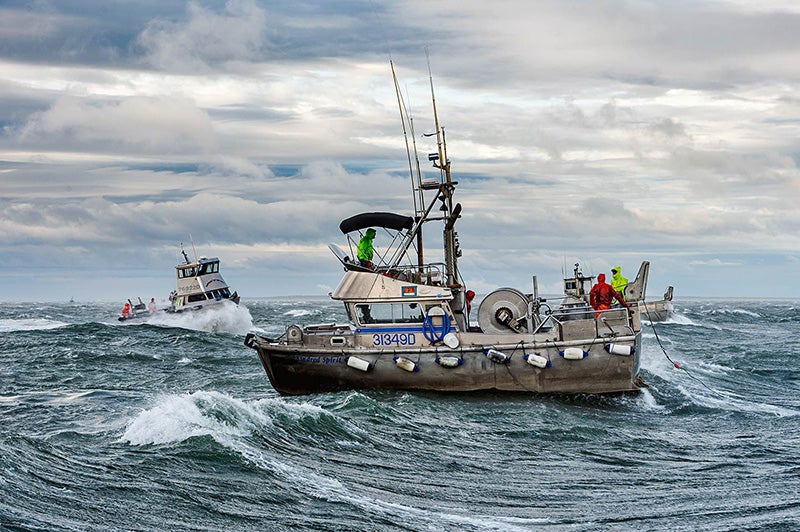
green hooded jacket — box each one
[357,228,376,262]
[611,266,628,298]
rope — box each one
[502,341,537,392]
[423,310,450,344]
[645,305,718,395]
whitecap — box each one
[284,309,312,317]
[0,318,69,332]
[119,390,269,446]
[636,388,665,411]
[706,307,761,318]
[663,313,696,326]
[677,384,798,417]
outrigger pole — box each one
[390,60,426,272]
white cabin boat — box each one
[167,251,239,314]
[118,248,239,322]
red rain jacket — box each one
[590,274,628,309]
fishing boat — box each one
[166,247,240,314]
[118,246,239,322]
[640,286,675,322]
[556,264,674,323]
[244,62,651,395]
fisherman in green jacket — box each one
[611,266,628,301]
[357,228,376,268]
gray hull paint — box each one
[246,334,642,396]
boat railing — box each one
[375,262,446,286]
[533,306,632,338]
[303,323,352,335]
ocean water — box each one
[1,298,798,531]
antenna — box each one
[189,234,199,264]
[426,49,448,184]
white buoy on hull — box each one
[483,348,510,364]
[605,344,634,356]
[524,353,551,368]
[393,356,419,372]
[560,347,588,360]
[435,355,464,368]
[443,333,460,349]
[347,356,372,372]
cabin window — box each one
[354,303,424,325]
[187,294,206,303]
[198,262,219,275]
[179,267,196,278]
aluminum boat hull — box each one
[245,332,642,396]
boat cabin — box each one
[171,256,237,309]
[331,270,458,337]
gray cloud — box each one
[16,95,217,154]
[138,0,269,72]
[1,1,799,300]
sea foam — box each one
[0,318,69,332]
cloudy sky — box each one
[1,0,799,302]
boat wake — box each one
[119,302,255,335]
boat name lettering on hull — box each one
[295,355,343,364]
[372,333,417,346]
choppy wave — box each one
[284,309,313,317]
[2,298,799,531]
[0,317,69,332]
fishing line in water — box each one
[645,306,719,395]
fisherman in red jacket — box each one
[589,273,629,318]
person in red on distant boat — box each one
[589,273,628,318]
[121,301,131,318]
[148,298,157,314]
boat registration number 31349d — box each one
[372,333,417,346]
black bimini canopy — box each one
[339,212,414,234]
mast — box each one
[426,51,460,289]
[385,55,461,293]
